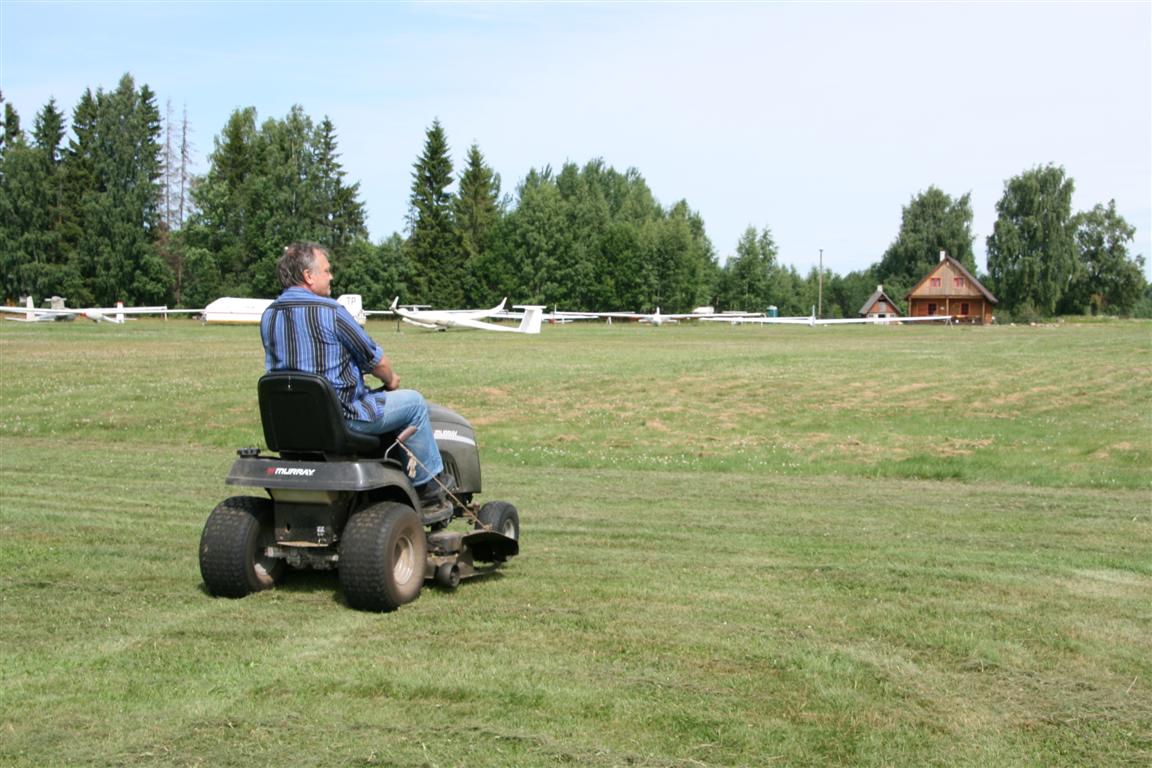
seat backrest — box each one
[258,372,381,458]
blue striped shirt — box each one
[259,287,386,421]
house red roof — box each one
[906,254,998,304]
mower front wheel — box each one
[339,502,426,612]
[435,562,461,589]
[199,496,283,598]
[476,500,520,541]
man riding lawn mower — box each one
[198,242,519,611]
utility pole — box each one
[817,248,823,320]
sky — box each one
[1,1,1149,279]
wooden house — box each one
[906,252,997,324]
[858,285,902,319]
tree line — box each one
[1,74,1147,319]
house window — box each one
[928,303,937,315]
[954,277,966,288]
[930,277,942,287]
[960,303,969,315]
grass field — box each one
[1,318,1149,767]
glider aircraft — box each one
[596,308,683,326]
[377,297,545,334]
[579,306,765,326]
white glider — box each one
[583,306,764,326]
[381,297,544,334]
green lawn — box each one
[1,319,1149,767]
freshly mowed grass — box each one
[1,319,1149,767]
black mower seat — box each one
[258,372,382,458]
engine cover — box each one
[428,404,482,493]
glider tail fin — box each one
[516,306,544,335]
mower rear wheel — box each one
[199,496,283,598]
[339,502,426,612]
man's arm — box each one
[332,305,399,389]
[371,354,400,391]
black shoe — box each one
[417,477,453,524]
[417,474,444,503]
[432,469,455,493]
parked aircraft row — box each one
[2,296,955,332]
[0,296,194,324]
[700,308,956,326]
[0,295,548,334]
[550,306,764,326]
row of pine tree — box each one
[1,74,1146,318]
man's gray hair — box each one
[277,242,328,289]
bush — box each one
[1003,300,1044,324]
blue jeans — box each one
[348,389,444,486]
